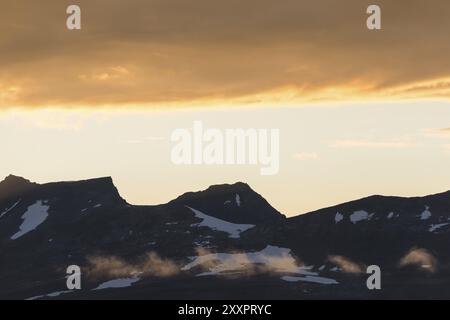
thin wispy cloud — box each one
[293,152,319,161]
[123,136,165,144]
[145,136,165,141]
[86,252,180,280]
[399,248,437,273]
[422,127,450,138]
[330,139,415,149]
[328,255,364,274]
[124,139,145,145]
[436,128,450,135]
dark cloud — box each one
[1,0,450,108]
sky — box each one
[1,1,450,216]
[1,101,450,216]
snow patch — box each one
[429,223,449,233]
[330,267,341,272]
[335,212,343,224]
[27,290,73,300]
[93,277,140,290]
[235,194,241,207]
[420,207,432,220]
[281,275,338,285]
[187,206,254,238]
[11,201,50,240]
[350,210,369,224]
[0,199,21,219]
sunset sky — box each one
[1,1,450,215]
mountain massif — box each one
[0,175,449,299]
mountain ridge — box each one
[5,174,449,219]
[1,175,450,299]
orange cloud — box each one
[1,0,450,109]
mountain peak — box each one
[172,182,253,203]
[42,176,127,206]
[74,176,115,186]
[170,182,285,224]
[1,174,33,185]
[0,175,37,202]
[194,182,253,195]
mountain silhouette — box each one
[1,175,449,300]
